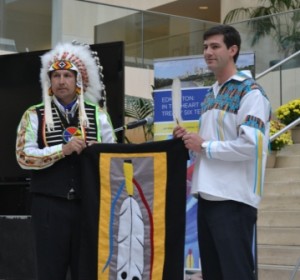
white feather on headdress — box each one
[40,42,104,131]
[172,78,182,125]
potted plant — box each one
[124,94,154,143]
[270,119,293,150]
[267,119,293,167]
[223,0,300,59]
[275,98,300,143]
[275,98,300,125]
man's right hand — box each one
[62,137,87,156]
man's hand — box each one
[86,140,99,146]
[174,126,206,153]
[173,125,188,138]
[62,137,87,155]
[182,132,205,153]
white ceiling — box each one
[4,0,220,22]
[150,0,221,22]
[4,0,51,15]
[78,0,220,22]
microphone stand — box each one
[114,117,153,133]
[114,126,127,133]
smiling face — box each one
[50,70,77,105]
[203,34,238,76]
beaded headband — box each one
[40,41,106,131]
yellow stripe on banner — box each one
[123,161,134,196]
[152,152,167,279]
[98,154,111,280]
[97,152,167,280]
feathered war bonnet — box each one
[40,42,105,131]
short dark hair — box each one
[203,25,241,63]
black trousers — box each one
[31,194,81,280]
[197,197,257,280]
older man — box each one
[16,42,116,280]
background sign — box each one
[154,87,208,122]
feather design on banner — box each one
[117,160,144,280]
[172,78,182,125]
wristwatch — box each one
[201,141,208,150]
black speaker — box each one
[0,215,36,280]
[0,183,31,215]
